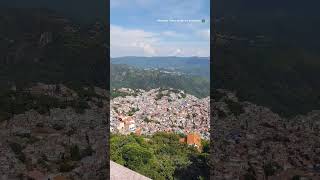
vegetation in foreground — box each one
[110,132,210,180]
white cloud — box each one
[132,42,157,56]
[110,24,209,57]
[172,48,183,56]
[196,29,210,40]
[161,31,187,39]
[111,25,159,57]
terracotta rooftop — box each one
[186,133,201,147]
[179,133,202,150]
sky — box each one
[110,0,210,57]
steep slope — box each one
[111,64,210,98]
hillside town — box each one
[0,83,109,179]
[211,89,320,179]
[110,88,210,140]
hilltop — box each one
[111,56,210,79]
[111,64,210,98]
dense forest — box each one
[111,64,210,98]
[111,133,210,180]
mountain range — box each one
[110,63,210,98]
[111,56,210,79]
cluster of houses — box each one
[110,88,210,145]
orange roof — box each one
[135,128,142,136]
[186,133,201,147]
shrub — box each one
[211,90,225,101]
[82,145,94,157]
[9,142,26,163]
[70,145,81,161]
[52,123,64,130]
[225,99,244,116]
[291,175,301,180]
[59,160,75,172]
[74,99,89,114]
[263,162,281,177]
[244,173,256,180]
[143,117,152,123]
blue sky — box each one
[110,0,210,57]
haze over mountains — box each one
[111,56,210,79]
[110,57,210,97]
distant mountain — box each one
[111,64,209,98]
[111,56,210,79]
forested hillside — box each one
[111,57,210,79]
[111,64,210,98]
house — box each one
[135,128,142,136]
[117,116,136,133]
[179,133,202,151]
[117,122,125,131]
